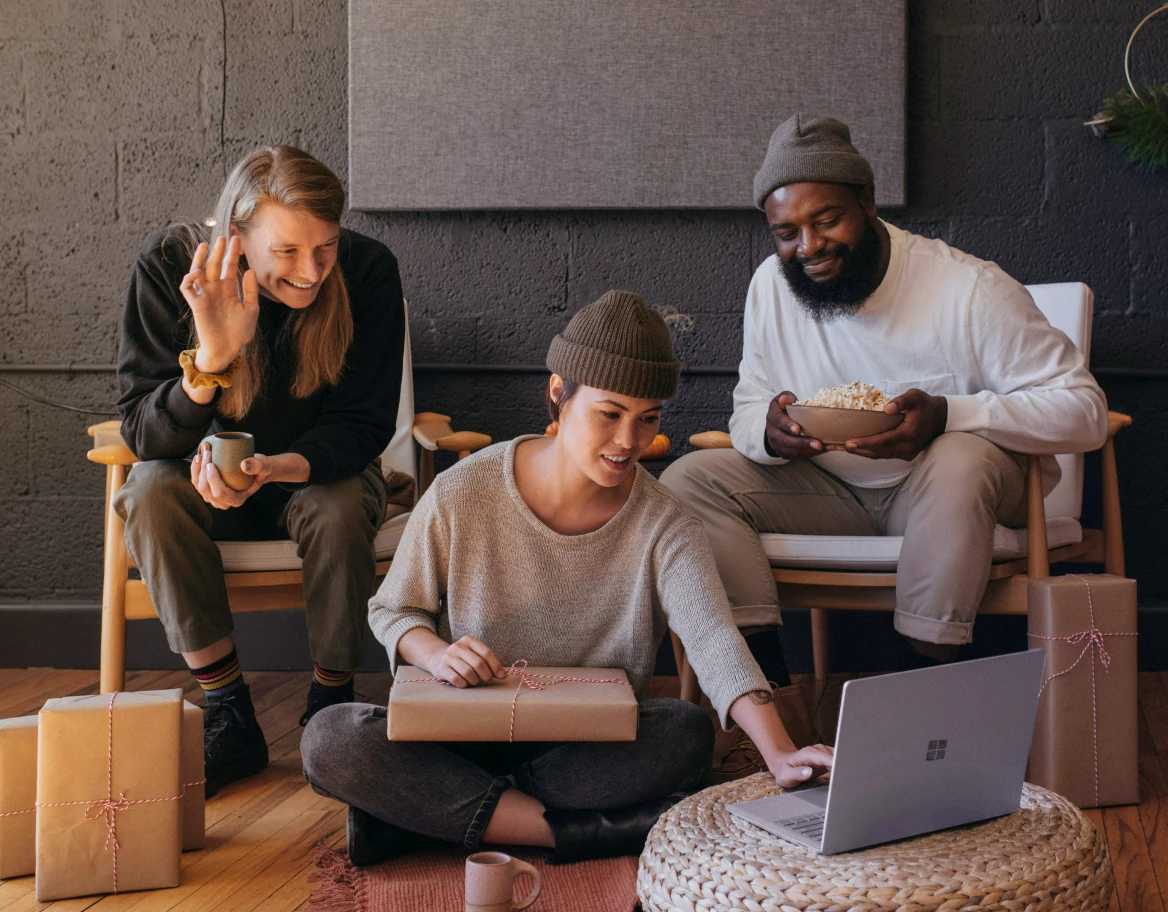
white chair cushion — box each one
[761,517,1083,571]
[1024,283,1092,523]
[217,511,412,573]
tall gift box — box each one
[1028,574,1138,809]
[0,716,38,878]
[181,701,205,851]
[36,690,183,901]
[389,664,638,741]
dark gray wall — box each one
[1,1,1165,638]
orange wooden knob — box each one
[641,434,670,460]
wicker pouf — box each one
[637,774,1113,912]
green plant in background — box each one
[1086,3,1168,173]
[1099,84,1168,172]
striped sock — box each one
[192,649,246,700]
[313,663,354,688]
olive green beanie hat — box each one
[546,290,681,400]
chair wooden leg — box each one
[810,608,829,693]
[670,631,701,704]
[99,464,129,694]
[1101,437,1126,577]
[1026,455,1050,580]
[418,449,436,498]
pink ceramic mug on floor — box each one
[464,851,542,912]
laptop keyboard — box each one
[778,811,825,841]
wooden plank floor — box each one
[3,669,1168,910]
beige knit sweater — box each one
[368,436,768,727]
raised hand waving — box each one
[179,235,260,373]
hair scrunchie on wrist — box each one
[179,347,233,389]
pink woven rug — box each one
[309,845,639,912]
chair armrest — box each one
[85,419,138,465]
[87,419,122,438]
[435,431,493,454]
[688,430,732,449]
[87,444,138,466]
[412,412,491,455]
[1108,410,1132,440]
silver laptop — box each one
[728,649,1045,855]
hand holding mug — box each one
[192,432,262,509]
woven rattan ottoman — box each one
[637,774,1113,912]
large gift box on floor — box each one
[1028,573,1138,809]
[0,716,39,879]
[181,700,205,851]
[36,689,184,900]
[389,664,638,741]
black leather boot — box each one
[202,685,269,799]
[543,793,686,864]
[346,806,441,867]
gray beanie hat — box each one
[753,113,874,209]
[546,290,681,400]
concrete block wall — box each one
[1,0,1166,615]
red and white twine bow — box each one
[1027,574,1138,807]
[13,693,202,893]
[399,659,630,742]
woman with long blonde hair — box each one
[115,146,406,797]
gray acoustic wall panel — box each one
[349,1,906,210]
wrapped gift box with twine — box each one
[36,690,186,901]
[1027,573,1138,809]
[389,662,638,742]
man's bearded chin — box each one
[779,220,885,323]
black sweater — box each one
[116,229,406,485]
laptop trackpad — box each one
[793,785,829,808]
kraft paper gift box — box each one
[1027,574,1138,809]
[0,716,39,879]
[36,689,183,901]
[0,699,203,879]
[388,665,638,741]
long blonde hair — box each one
[169,146,354,420]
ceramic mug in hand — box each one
[464,851,542,912]
[201,431,255,492]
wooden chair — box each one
[675,282,1132,700]
[88,305,491,693]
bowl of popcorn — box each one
[785,382,904,445]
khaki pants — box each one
[114,459,393,669]
[660,432,1028,645]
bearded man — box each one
[661,114,1108,670]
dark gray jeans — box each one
[301,698,715,850]
[113,458,391,669]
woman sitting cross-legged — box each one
[301,290,833,865]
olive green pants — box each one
[660,433,1028,645]
[114,459,392,670]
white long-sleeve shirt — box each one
[729,221,1109,491]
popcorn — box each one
[798,381,890,411]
